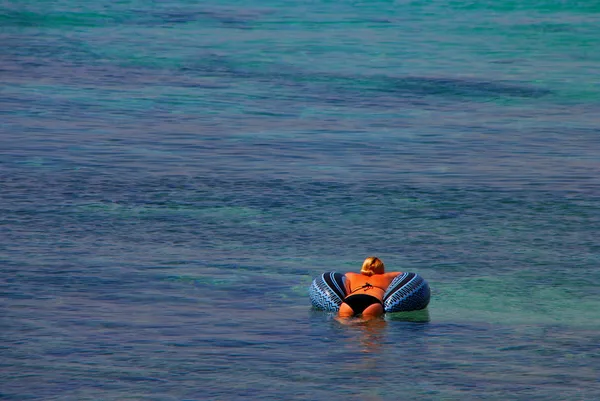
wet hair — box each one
[360,256,385,276]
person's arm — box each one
[343,273,353,295]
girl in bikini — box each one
[338,257,402,318]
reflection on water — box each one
[386,309,431,323]
[333,309,431,354]
[335,316,388,354]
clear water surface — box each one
[1,1,599,400]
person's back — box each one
[338,257,402,318]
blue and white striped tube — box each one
[383,272,430,312]
[309,271,430,313]
[309,272,347,312]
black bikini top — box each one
[348,282,387,295]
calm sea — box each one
[2,1,599,400]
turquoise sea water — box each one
[2,1,599,400]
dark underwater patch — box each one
[174,56,552,102]
[0,10,118,28]
[145,7,270,28]
[371,76,552,99]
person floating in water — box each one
[338,256,402,318]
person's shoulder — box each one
[345,272,360,278]
[385,272,403,278]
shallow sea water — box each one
[1,1,600,400]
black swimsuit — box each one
[344,283,385,315]
[344,294,383,314]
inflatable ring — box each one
[382,272,430,312]
[309,272,347,311]
[309,271,430,313]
